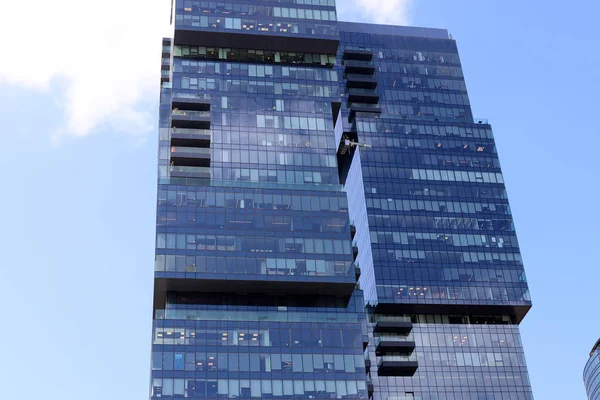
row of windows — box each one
[357,120,493,140]
[273,7,336,21]
[154,326,361,349]
[371,231,517,249]
[382,89,470,107]
[384,76,468,92]
[374,48,460,65]
[174,52,337,70]
[212,168,337,185]
[361,151,501,170]
[158,212,349,234]
[381,168,505,184]
[428,351,525,368]
[152,324,523,351]
[366,198,510,216]
[369,215,513,232]
[178,4,337,21]
[209,130,335,149]
[179,0,335,9]
[362,137,495,155]
[156,233,353,255]
[366,182,507,200]
[157,189,348,212]
[377,285,531,303]
[152,352,364,373]
[156,308,360,324]
[378,103,471,121]
[176,15,337,37]
[154,255,352,277]
[375,62,464,78]
[212,149,337,168]
[177,75,339,96]
[371,373,531,398]
[372,266,526,285]
[409,326,523,349]
[373,248,523,265]
[167,293,363,309]
[175,76,340,98]
[256,113,330,130]
[219,97,334,114]
[151,378,367,399]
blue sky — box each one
[0,1,598,399]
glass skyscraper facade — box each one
[151,1,533,399]
[584,339,600,399]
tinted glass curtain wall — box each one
[151,2,534,400]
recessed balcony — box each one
[344,60,375,75]
[347,89,380,104]
[375,337,416,354]
[377,356,418,377]
[172,96,211,111]
[171,110,210,129]
[374,320,413,334]
[169,165,211,179]
[170,146,211,167]
[343,49,373,61]
[170,128,211,147]
[346,74,378,89]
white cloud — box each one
[0,0,172,141]
[0,0,411,142]
[339,0,413,25]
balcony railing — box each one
[375,334,414,344]
[169,165,211,178]
[171,146,210,156]
[378,354,418,363]
[344,60,375,75]
[172,110,210,117]
[373,315,412,323]
[172,92,212,100]
[171,128,211,136]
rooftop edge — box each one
[338,21,450,40]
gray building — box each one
[150,1,534,399]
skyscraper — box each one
[584,339,600,399]
[151,1,533,399]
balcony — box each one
[346,74,378,89]
[172,96,211,111]
[171,128,211,147]
[343,49,373,61]
[352,241,359,260]
[374,320,413,334]
[355,264,361,280]
[171,110,210,129]
[170,146,211,167]
[347,88,379,104]
[344,60,375,75]
[377,356,418,377]
[173,21,339,54]
[169,165,211,179]
[350,222,356,239]
[375,336,416,354]
[365,358,371,373]
[349,104,382,120]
